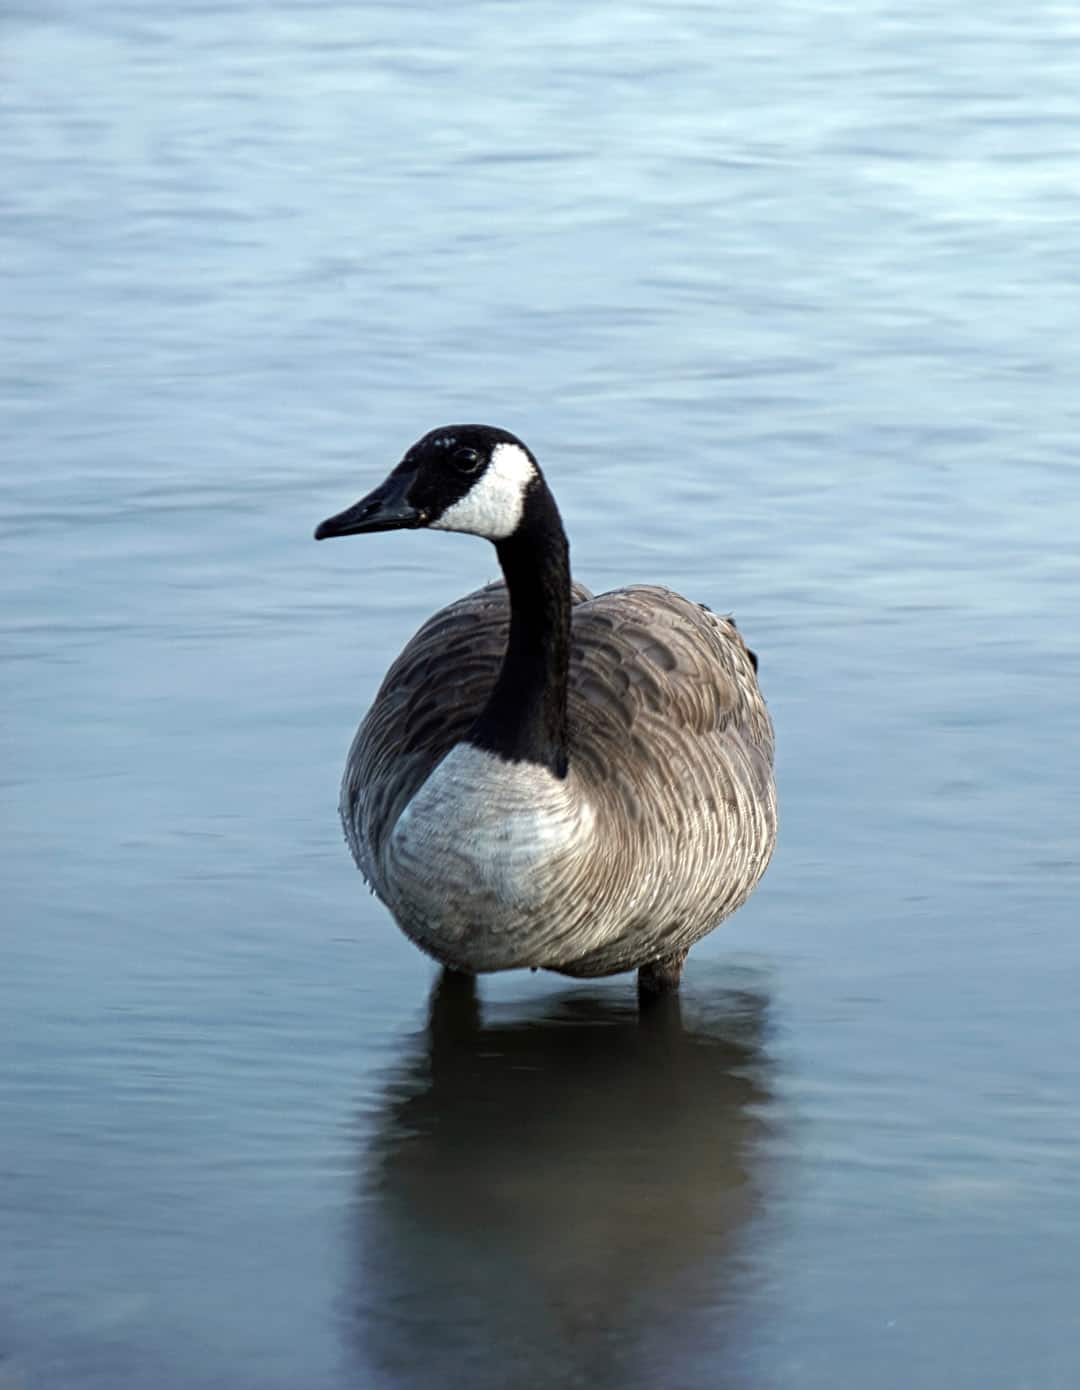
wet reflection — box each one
[349,971,776,1389]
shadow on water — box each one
[347,969,777,1389]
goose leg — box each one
[438,965,476,994]
[637,949,688,1000]
[427,966,480,1040]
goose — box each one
[314,425,776,995]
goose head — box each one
[314,425,541,544]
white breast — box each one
[380,743,594,971]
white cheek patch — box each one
[431,441,535,540]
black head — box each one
[314,425,541,543]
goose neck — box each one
[468,492,570,777]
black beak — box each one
[314,469,425,540]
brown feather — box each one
[340,579,776,977]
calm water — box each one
[4,2,1080,1386]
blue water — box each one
[3,2,1080,1386]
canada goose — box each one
[315,425,776,995]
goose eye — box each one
[450,447,482,475]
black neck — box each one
[467,484,571,777]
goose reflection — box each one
[349,968,776,1389]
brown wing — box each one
[566,583,774,780]
[557,584,777,975]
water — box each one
[3,2,1079,1386]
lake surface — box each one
[3,2,1080,1386]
